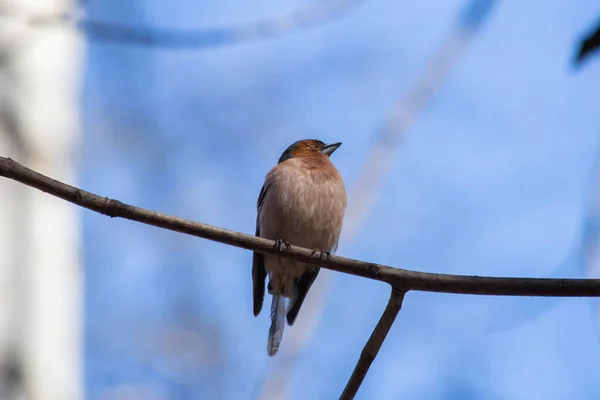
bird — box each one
[252,139,347,356]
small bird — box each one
[252,139,347,356]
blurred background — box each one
[0,0,599,399]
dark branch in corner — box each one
[1,156,600,297]
[18,0,366,49]
[341,288,405,400]
[575,17,600,65]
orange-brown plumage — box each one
[290,139,327,157]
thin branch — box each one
[341,288,405,400]
[1,156,600,297]
[344,0,497,238]
[2,157,600,399]
[3,0,366,49]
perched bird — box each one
[253,139,347,356]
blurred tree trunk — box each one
[0,74,27,400]
[0,0,83,399]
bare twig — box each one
[3,156,600,398]
[1,156,600,297]
[341,288,406,400]
[345,0,497,237]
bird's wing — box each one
[286,267,320,326]
[252,183,269,317]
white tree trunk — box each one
[0,93,27,400]
[2,0,84,399]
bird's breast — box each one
[259,163,346,252]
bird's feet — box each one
[310,248,331,264]
[274,238,292,252]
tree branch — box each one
[1,155,600,297]
[341,288,406,400]
[2,156,600,398]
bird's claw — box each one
[274,238,291,252]
[310,248,331,263]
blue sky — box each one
[81,0,600,399]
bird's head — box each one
[278,139,342,164]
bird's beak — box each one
[321,142,342,157]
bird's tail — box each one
[267,294,287,356]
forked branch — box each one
[1,155,600,398]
